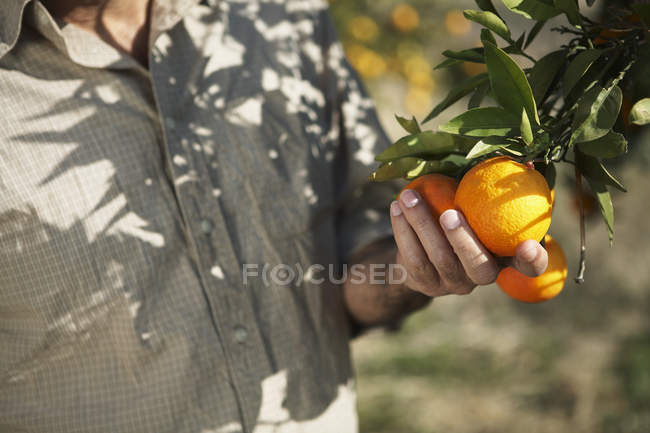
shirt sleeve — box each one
[312,4,401,263]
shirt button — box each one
[234,326,248,344]
[165,117,176,129]
[200,219,213,234]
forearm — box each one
[342,238,431,328]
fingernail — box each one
[400,189,419,208]
[390,201,402,216]
[520,244,538,263]
[440,209,461,230]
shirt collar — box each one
[0,0,31,59]
[150,0,203,42]
[0,0,202,62]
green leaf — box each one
[608,57,635,90]
[577,131,627,159]
[521,108,534,145]
[395,115,421,134]
[575,151,627,193]
[375,131,476,162]
[553,0,581,25]
[629,98,650,125]
[524,20,546,48]
[424,73,489,122]
[542,162,556,189]
[481,28,497,45]
[443,45,521,65]
[483,41,540,124]
[401,154,470,179]
[514,32,526,49]
[442,48,485,63]
[466,141,504,159]
[475,0,501,16]
[500,0,561,20]
[563,49,602,96]
[528,50,567,103]
[570,85,623,144]
[434,58,463,70]
[369,156,469,181]
[468,81,491,109]
[585,178,614,243]
[463,10,512,41]
[439,107,521,137]
[502,144,527,156]
[568,53,627,107]
[370,158,419,181]
[632,4,650,27]
[465,137,511,159]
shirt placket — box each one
[149,41,266,433]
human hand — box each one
[390,189,548,298]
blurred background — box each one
[327,1,650,432]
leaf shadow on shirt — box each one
[2,3,359,430]
[2,73,227,429]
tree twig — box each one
[574,165,586,284]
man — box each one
[0,0,547,432]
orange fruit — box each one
[400,174,457,219]
[496,235,567,303]
[454,156,553,256]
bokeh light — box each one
[348,15,380,42]
[391,4,420,33]
[445,9,472,36]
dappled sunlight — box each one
[0,0,391,430]
[252,370,357,433]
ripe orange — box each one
[454,156,553,256]
[400,174,457,219]
[496,235,567,303]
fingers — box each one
[398,190,471,291]
[394,193,547,291]
[438,209,548,279]
[511,240,548,277]
[390,200,440,295]
[439,209,500,286]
